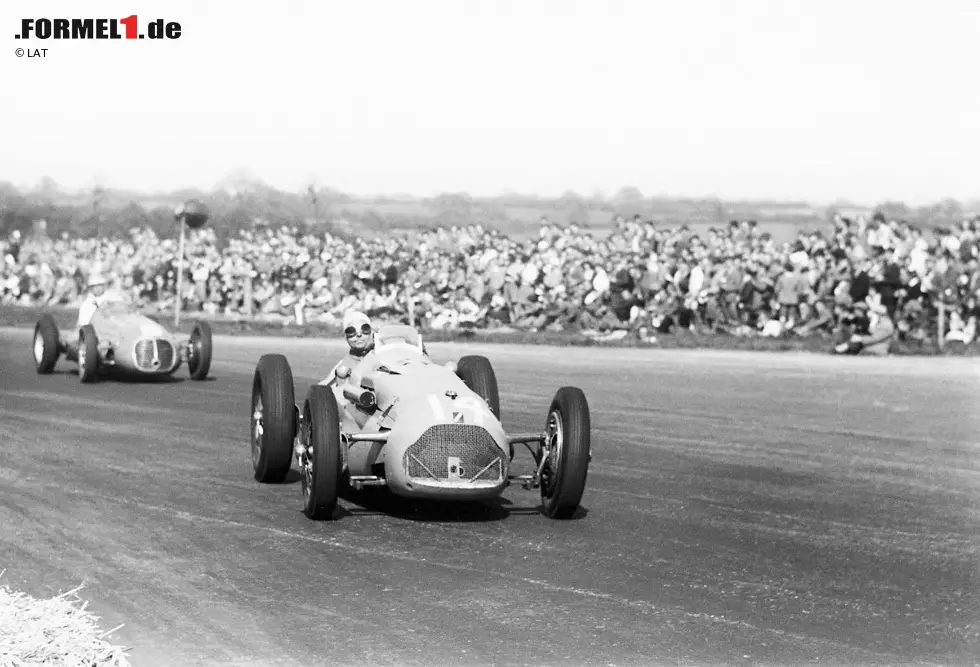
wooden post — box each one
[244,270,253,318]
[174,218,186,329]
[937,301,945,351]
[295,294,306,326]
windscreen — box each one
[376,325,421,348]
[99,299,136,315]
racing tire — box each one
[33,314,60,374]
[77,325,100,384]
[187,320,213,381]
[456,355,501,419]
[302,386,344,521]
[540,387,591,520]
[251,354,296,483]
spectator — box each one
[3,211,978,352]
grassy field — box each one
[337,199,834,244]
[4,304,976,357]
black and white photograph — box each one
[1,1,978,665]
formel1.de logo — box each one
[15,16,182,40]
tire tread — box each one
[252,353,295,483]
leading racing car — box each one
[249,324,592,520]
[32,302,213,383]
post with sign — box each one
[172,199,210,329]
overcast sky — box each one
[1,0,977,205]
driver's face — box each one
[345,324,373,352]
[90,285,106,297]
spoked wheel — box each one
[301,386,344,521]
[539,387,592,519]
[251,392,264,471]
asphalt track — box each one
[1,326,978,667]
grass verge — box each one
[0,571,131,666]
[2,304,976,356]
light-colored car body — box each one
[251,323,592,521]
[85,302,185,374]
[319,325,510,500]
[32,301,213,382]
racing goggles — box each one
[345,324,372,337]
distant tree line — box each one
[1,179,974,246]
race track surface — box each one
[1,326,979,667]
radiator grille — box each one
[156,340,174,369]
[134,340,154,369]
[404,424,502,482]
[133,339,175,371]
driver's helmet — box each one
[86,272,112,304]
[343,310,373,337]
[343,310,375,354]
[87,272,106,288]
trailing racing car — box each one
[32,301,213,383]
[249,324,592,520]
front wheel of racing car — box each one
[187,320,213,381]
[540,386,592,520]
[77,325,100,384]
[33,314,61,374]
[301,386,344,521]
[456,355,501,419]
[251,354,296,483]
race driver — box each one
[64,271,125,356]
[343,310,375,358]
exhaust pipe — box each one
[343,388,377,410]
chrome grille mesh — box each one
[156,340,174,368]
[133,339,175,371]
[134,340,155,369]
[404,424,502,482]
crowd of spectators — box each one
[3,211,979,351]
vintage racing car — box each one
[249,324,592,520]
[32,301,214,383]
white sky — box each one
[1,0,977,205]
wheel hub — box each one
[541,410,564,497]
[301,416,314,504]
[33,332,43,364]
[251,394,264,466]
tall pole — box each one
[937,301,945,352]
[175,217,186,329]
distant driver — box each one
[76,272,112,328]
[65,272,124,357]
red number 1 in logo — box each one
[120,14,137,39]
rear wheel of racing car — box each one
[33,314,61,374]
[540,387,591,520]
[301,386,344,520]
[187,320,213,381]
[77,325,100,384]
[456,355,501,419]
[251,354,296,483]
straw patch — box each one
[0,570,131,667]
